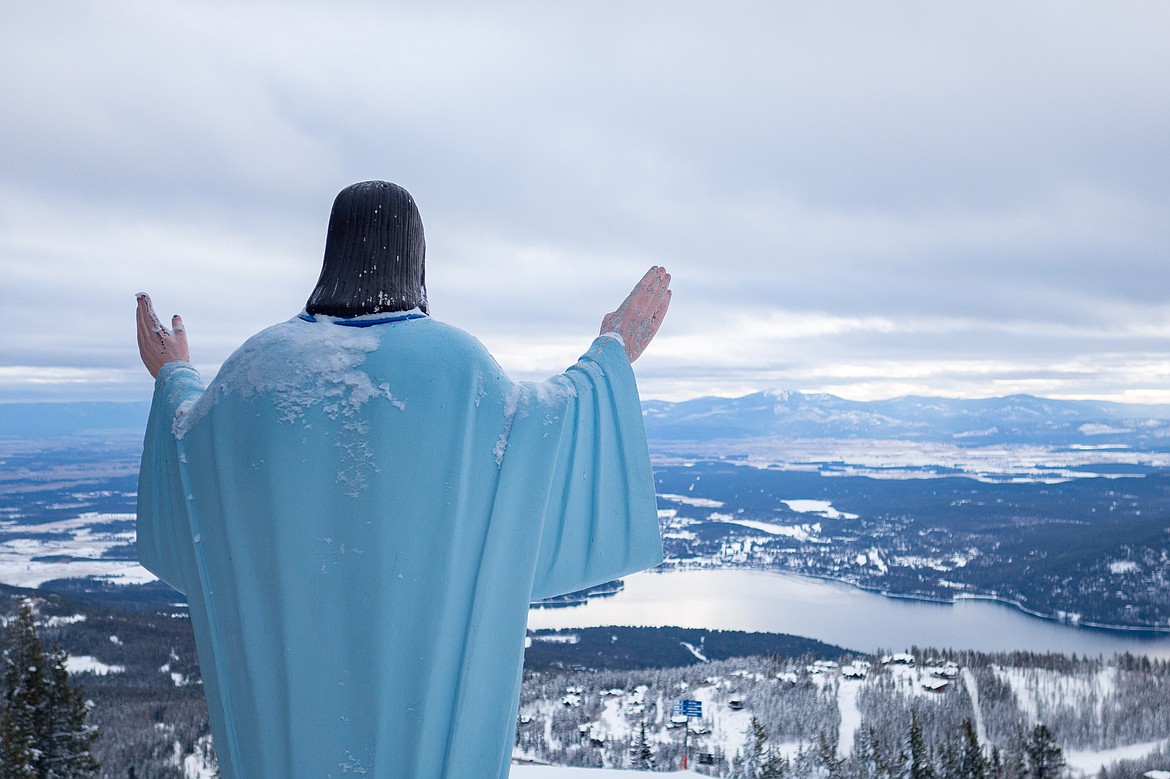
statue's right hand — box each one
[600,266,672,363]
[136,293,190,378]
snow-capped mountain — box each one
[642,390,1170,446]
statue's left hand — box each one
[136,293,190,378]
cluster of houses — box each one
[798,653,961,693]
[530,652,969,762]
[878,652,961,692]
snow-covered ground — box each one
[0,512,155,588]
[708,513,820,541]
[1064,739,1170,778]
[519,656,1170,778]
[657,438,1170,483]
[658,494,724,508]
[990,664,1170,777]
[64,655,125,675]
[994,664,1117,728]
[512,767,701,777]
[780,499,858,520]
[960,668,987,744]
[836,676,862,759]
[512,738,1170,778]
[688,677,755,758]
[520,676,755,767]
[180,733,216,779]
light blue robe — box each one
[137,313,662,779]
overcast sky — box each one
[2,2,1169,404]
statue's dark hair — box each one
[305,181,428,317]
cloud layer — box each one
[2,2,1169,402]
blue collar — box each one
[298,312,428,327]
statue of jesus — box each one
[135,181,671,778]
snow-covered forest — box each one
[5,596,1170,778]
[516,649,1170,778]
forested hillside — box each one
[518,649,1170,778]
[3,589,1167,778]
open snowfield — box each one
[1063,739,1170,778]
[710,513,821,541]
[64,655,125,675]
[836,676,862,760]
[780,499,858,519]
[0,512,155,588]
[656,438,1170,482]
[994,664,1118,729]
[992,665,1170,777]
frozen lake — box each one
[527,568,1170,658]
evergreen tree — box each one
[815,731,842,779]
[957,719,988,779]
[882,733,908,779]
[750,715,768,765]
[990,745,1005,779]
[1022,724,1064,779]
[0,603,99,778]
[760,751,789,779]
[43,644,99,778]
[631,719,653,770]
[741,715,767,778]
[857,724,904,779]
[736,716,790,779]
[853,727,879,779]
[937,740,960,779]
[789,743,820,779]
[2,603,48,778]
[907,710,935,779]
[1005,739,1029,779]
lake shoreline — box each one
[647,561,1170,638]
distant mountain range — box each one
[643,390,1170,447]
[7,391,1170,448]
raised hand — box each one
[136,293,190,378]
[600,266,672,363]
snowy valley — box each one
[4,396,1170,776]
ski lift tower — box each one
[672,698,702,769]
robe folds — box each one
[137,313,662,779]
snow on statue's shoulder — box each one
[174,316,404,437]
[493,375,578,465]
[523,374,578,407]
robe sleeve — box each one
[524,334,663,601]
[136,360,205,594]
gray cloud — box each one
[2,1,1169,403]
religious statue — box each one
[135,181,671,778]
